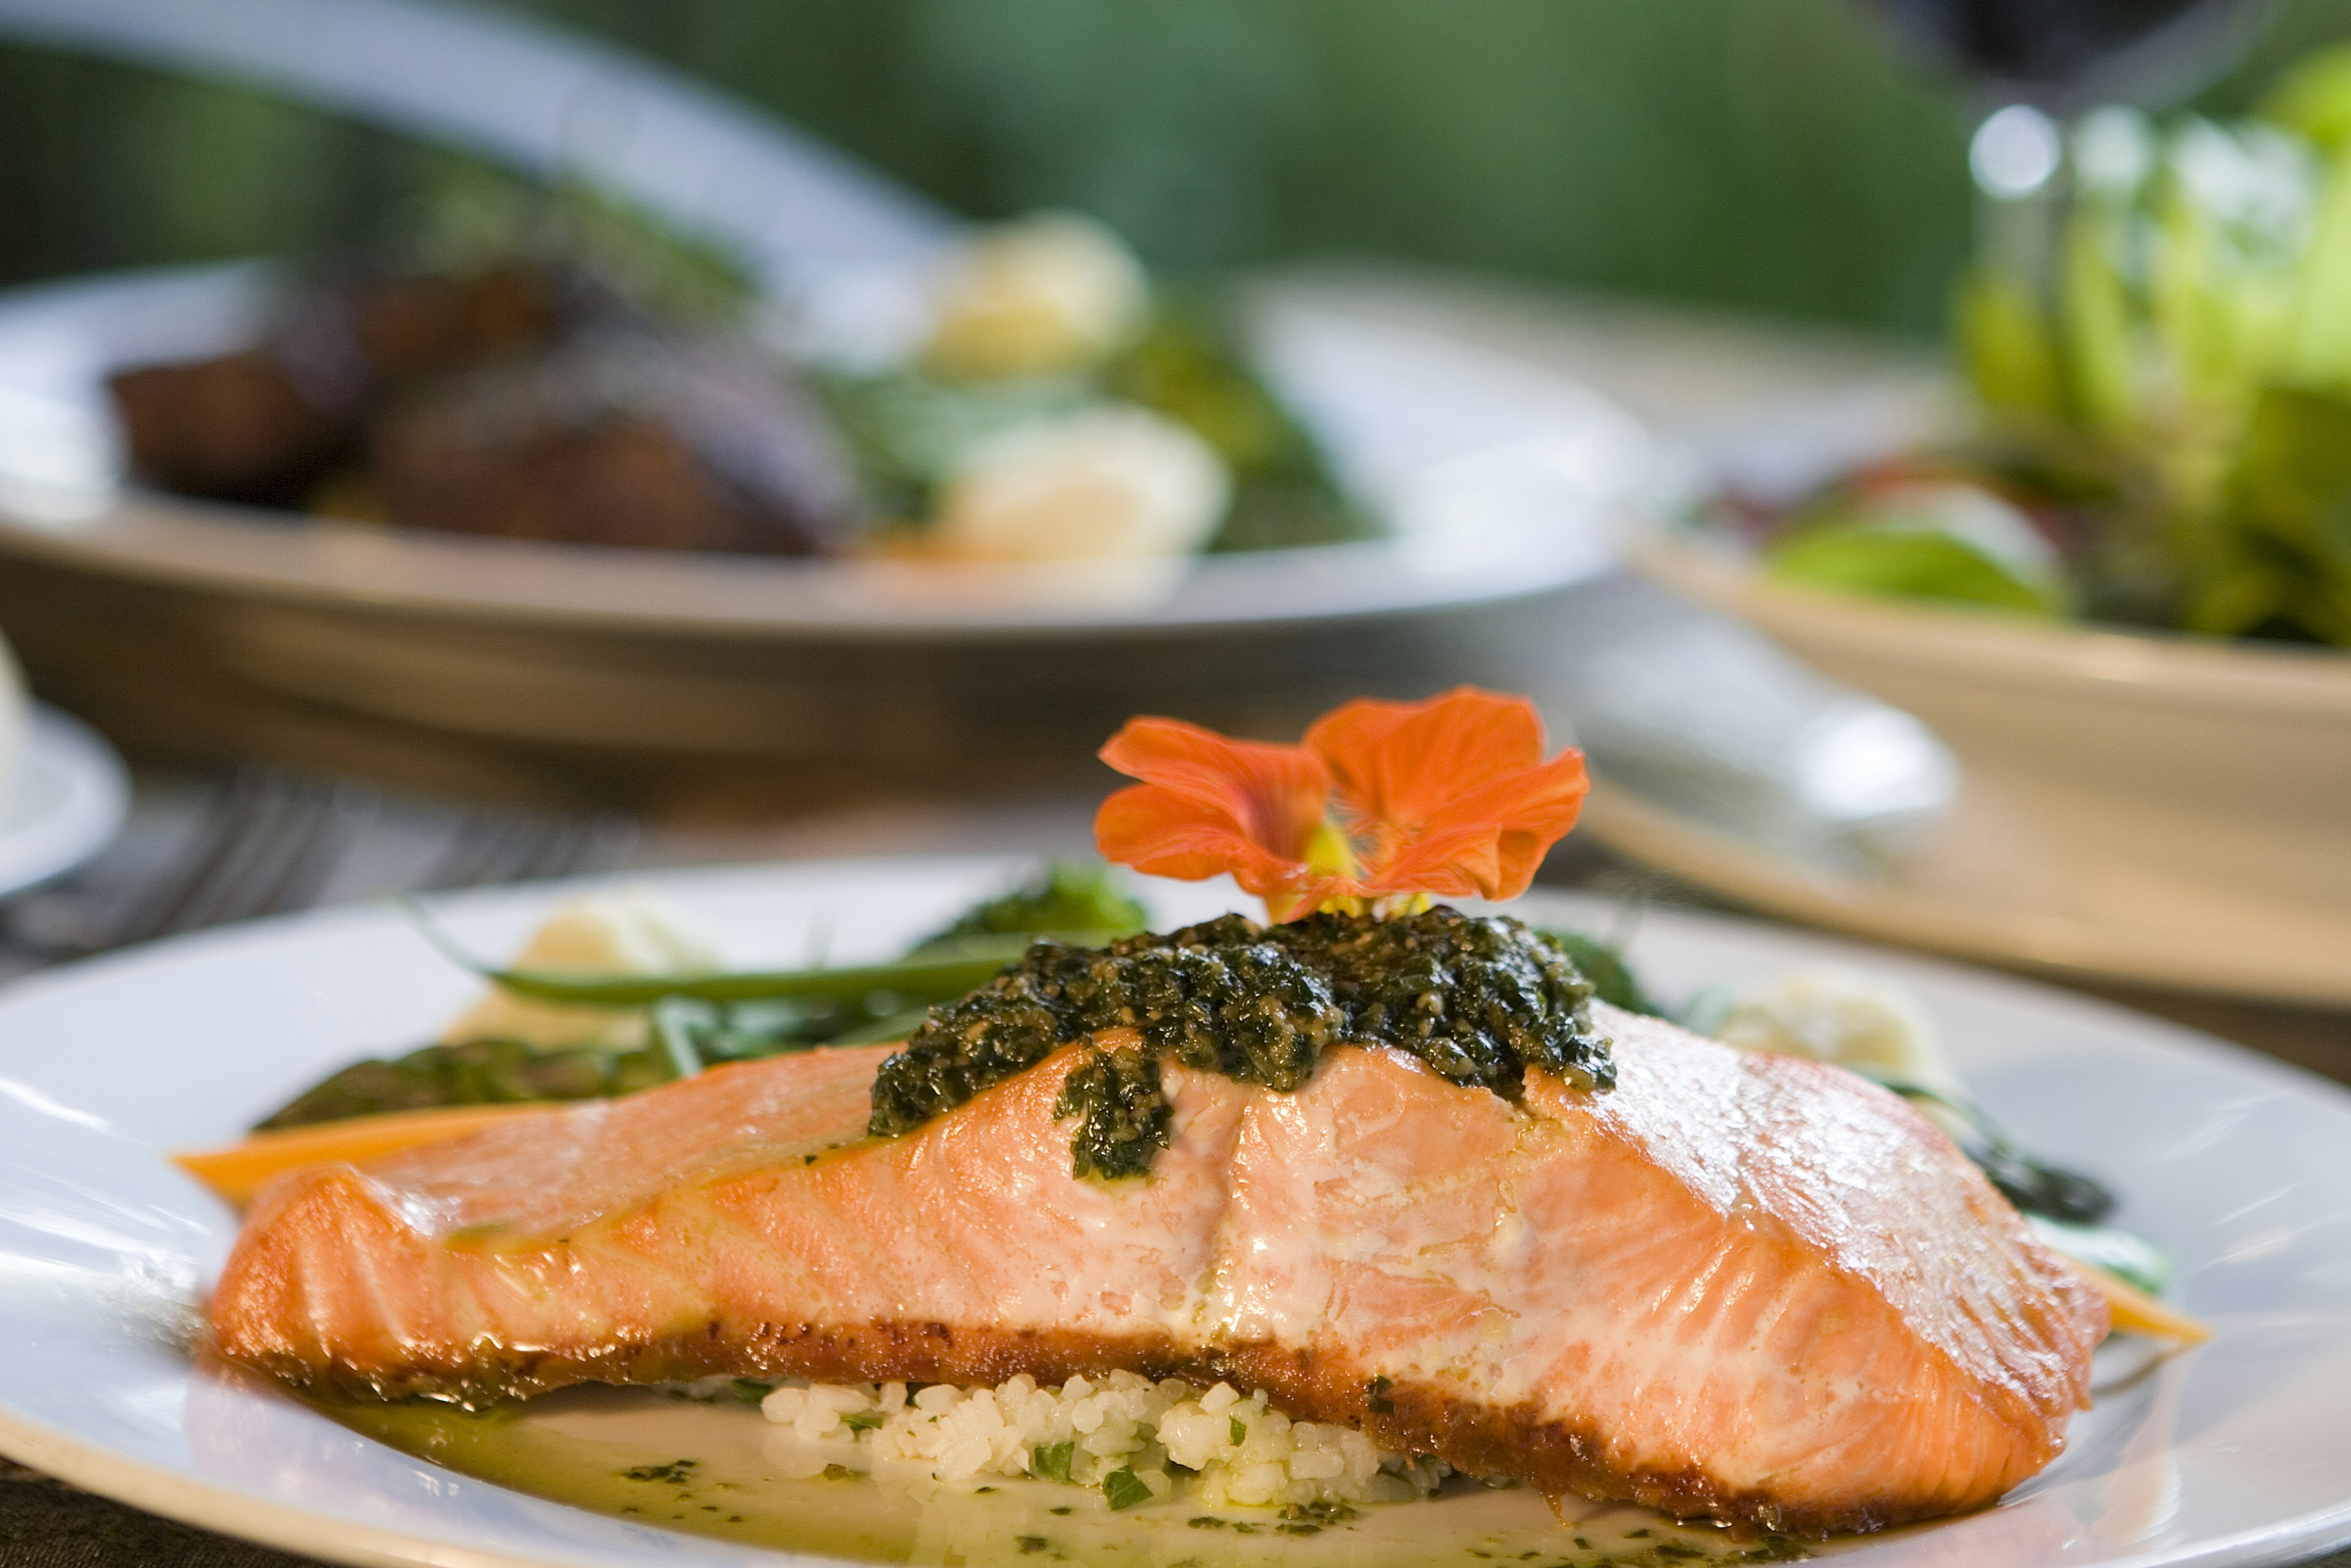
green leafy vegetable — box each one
[1032,1441,1075,1482]
[1228,1416,1247,1446]
[263,872,1152,1129]
[907,865,1148,956]
[815,296,1365,553]
[814,369,1087,523]
[1766,513,2066,614]
[1104,301,1371,552]
[1867,1077,2115,1225]
[2202,384,2351,642]
[2027,1214,2175,1296]
[257,1037,677,1130]
[1539,928,1663,1016]
[399,153,756,328]
[1100,1467,1153,1510]
[651,997,708,1080]
[1886,96,2351,647]
[842,1409,887,1433]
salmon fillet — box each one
[209,1003,2105,1534]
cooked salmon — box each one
[209,1003,2105,1534]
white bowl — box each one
[1625,529,2351,1006]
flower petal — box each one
[1305,687,1587,902]
[1094,718,1332,900]
[1363,750,1589,900]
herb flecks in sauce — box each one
[621,1458,697,1484]
[868,907,1613,1177]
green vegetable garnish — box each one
[1228,1416,1247,1446]
[1865,1077,2117,1225]
[1766,514,2066,615]
[1100,1467,1153,1510]
[446,939,1051,1010]
[263,870,1153,1130]
[257,1037,677,1130]
[1540,928,1663,1016]
[907,865,1148,956]
[1930,99,2351,646]
[842,1409,887,1432]
[813,368,1089,523]
[1104,300,1371,552]
[1032,1441,1075,1482]
[2027,1214,2175,1296]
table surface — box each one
[2,275,2344,1567]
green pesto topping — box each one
[868,906,1613,1177]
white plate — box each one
[0,264,1645,639]
[0,704,128,897]
[0,857,2347,1568]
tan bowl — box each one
[1625,530,2351,1005]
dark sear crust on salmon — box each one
[210,1008,2105,1538]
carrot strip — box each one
[2080,1261,2212,1345]
[173,1103,558,1207]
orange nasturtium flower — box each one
[1093,688,1588,921]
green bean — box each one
[829,1005,936,1046]
[485,938,1133,1007]
[400,904,1126,1009]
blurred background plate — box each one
[0,705,129,898]
[0,0,1648,800]
[0,261,1644,639]
[0,260,1641,796]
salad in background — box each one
[105,184,1360,566]
[1707,43,2351,649]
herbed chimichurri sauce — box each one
[868,906,1615,1178]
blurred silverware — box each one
[422,804,639,891]
[0,769,640,969]
[104,767,377,945]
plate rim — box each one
[0,264,1641,644]
[4,857,2351,1568]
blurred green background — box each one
[4,0,2350,336]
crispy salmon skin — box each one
[210,1003,2104,1534]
